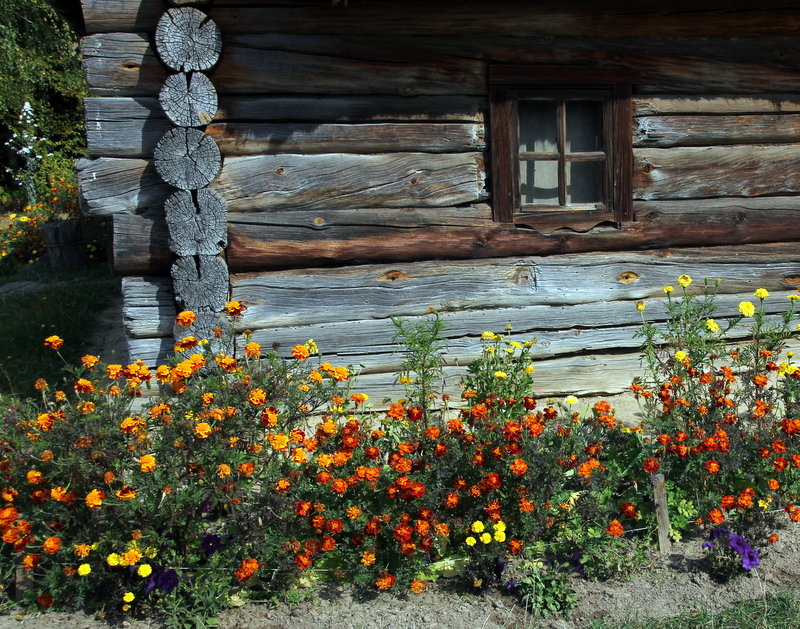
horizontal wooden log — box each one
[634,114,800,148]
[84,96,485,157]
[122,276,176,338]
[216,153,486,211]
[633,95,800,116]
[78,154,485,214]
[127,336,173,367]
[634,146,800,200]
[111,212,172,275]
[82,32,800,97]
[205,122,485,155]
[226,204,800,270]
[229,248,800,325]
[81,0,800,37]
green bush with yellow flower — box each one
[0,278,799,623]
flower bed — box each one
[1,278,799,625]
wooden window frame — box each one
[489,66,636,231]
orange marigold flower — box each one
[194,422,212,439]
[74,378,94,393]
[291,344,310,360]
[642,457,660,473]
[275,477,291,493]
[36,593,54,609]
[753,374,769,388]
[410,578,427,594]
[217,464,232,478]
[769,478,780,490]
[620,502,638,518]
[268,432,289,450]
[234,558,260,581]
[34,378,48,391]
[26,470,43,485]
[244,342,261,358]
[509,458,528,475]
[768,533,780,544]
[22,554,40,570]
[709,508,725,525]
[248,388,267,406]
[238,461,255,476]
[594,400,612,415]
[375,571,397,590]
[331,478,348,494]
[43,335,63,350]
[175,310,196,327]
[81,355,100,369]
[224,301,246,317]
[42,536,62,554]
[74,544,92,558]
[508,538,524,554]
[705,460,720,474]
[606,520,624,537]
[85,489,105,509]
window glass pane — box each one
[518,101,557,153]
[520,160,558,205]
[566,101,603,152]
[568,161,604,204]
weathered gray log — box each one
[634,146,800,200]
[159,72,218,127]
[154,127,222,190]
[81,33,165,97]
[155,7,221,72]
[111,212,172,274]
[215,153,485,211]
[171,255,229,311]
[127,336,172,366]
[168,0,210,5]
[635,114,800,147]
[79,153,484,214]
[652,473,672,554]
[77,157,169,215]
[173,312,232,359]
[85,97,172,158]
[122,275,176,338]
[633,94,800,116]
[229,252,800,330]
[81,0,800,37]
[164,189,227,256]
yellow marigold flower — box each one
[754,288,769,299]
[85,489,105,509]
[706,319,720,333]
[493,521,506,532]
[122,592,135,603]
[465,536,477,546]
[74,378,94,393]
[674,350,687,361]
[217,464,232,478]
[306,339,318,354]
[565,395,578,405]
[663,285,674,294]
[138,454,156,473]
[481,331,499,341]
[43,335,63,350]
[677,274,693,287]
[244,342,261,358]
[787,294,800,301]
[494,371,508,379]
[194,422,212,438]
[494,531,506,543]
[480,532,492,544]
[636,301,645,311]
[268,433,289,451]
[107,553,121,567]
[471,521,485,533]
[525,365,535,374]
[77,563,91,576]
[224,301,246,316]
[137,564,152,577]
[398,375,414,385]
[107,364,123,379]
[738,301,756,317]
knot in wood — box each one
[783,274,800,287]
[312,217,325,226]
[379,270,409,282]
[618,271,639,284]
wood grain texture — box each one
[634,146,800,199]
[154,127,222,190]
[159,72,218,127]
[633,94,800,116]
[634,114,800,147]
[111,212,172,275]
[171,255,229,312]
[82,32,800,97]
[155,7,221,72]
[81,0,800,37]
[215,153,486,211]
[164,189,227,256]
[79,153,485,214]
[122,275,176,338]
[226,204,800,271]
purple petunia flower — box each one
[201,534,221,555]
[156,568,180,593]
[741,547,761,571]
[702,541,715,550]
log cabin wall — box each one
[78,0,800,399]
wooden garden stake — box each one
[651,472,671,553]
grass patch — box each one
[0,263,120,397]
[591,591,800,629]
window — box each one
[489,66,635,231]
